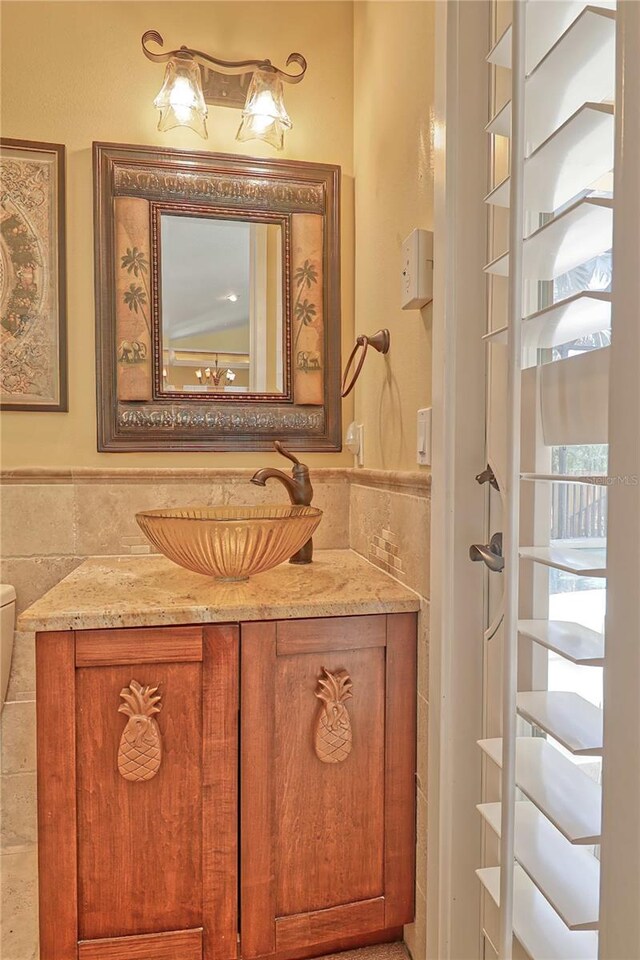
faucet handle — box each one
[274,440,301,467]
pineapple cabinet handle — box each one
[117,680,163,782]
[314,667,353,764]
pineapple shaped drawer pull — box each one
[314,667,353,764]
[117,680,162,782]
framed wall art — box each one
[0,138,68,411]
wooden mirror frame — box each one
[94,142,341,451]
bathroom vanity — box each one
[20,550,419,960]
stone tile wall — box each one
[0,467,429,960]
[348,472,430,960]
[0,469,350,618]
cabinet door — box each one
[36,624,238,960]
[240,612,416,960]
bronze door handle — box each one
[469,532,504,572]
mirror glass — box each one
[160,214,285,394]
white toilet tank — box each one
[1,584,16,709]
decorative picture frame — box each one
[0,138,67,411]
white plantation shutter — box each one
[477,2,634,958]
[598,3,640,956]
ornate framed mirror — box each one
[94,143,341,451]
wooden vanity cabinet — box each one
[36,612,416,960]
[36,624,239,960]
[241,613,417,960]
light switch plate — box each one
[401,229,434,310]
[417,407,432,466]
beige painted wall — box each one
[0,1,354,468]
[353,1,434,471]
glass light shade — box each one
[236,68,292,150]
[153,57,208,138]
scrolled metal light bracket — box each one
[142,31,307,111]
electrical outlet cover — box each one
[417,407,432,465]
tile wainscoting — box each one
[0,467,429,960]
[0,468,351,613]
[348,472,430,960]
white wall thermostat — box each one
[401,228,433,310]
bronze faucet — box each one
[250,441,314,564]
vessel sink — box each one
[136,505,322,581]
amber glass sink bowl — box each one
[136,505,323,581]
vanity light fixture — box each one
[152,54,208,137]
[142,30,307,149]
[236,67,292,150]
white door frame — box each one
[429,5,640,959]
[599,3,640,956]
[428,3,491,958]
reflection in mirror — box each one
[160,214,284,394]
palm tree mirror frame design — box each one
[121,247,150,338]
[293,259,319,353]
[93,142,342,452]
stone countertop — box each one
[18,549,419,633]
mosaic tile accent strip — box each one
[369,527,404,577]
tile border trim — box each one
[0,466,431,495]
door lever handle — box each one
[469,532,504,572]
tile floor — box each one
[322,944,409,960]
